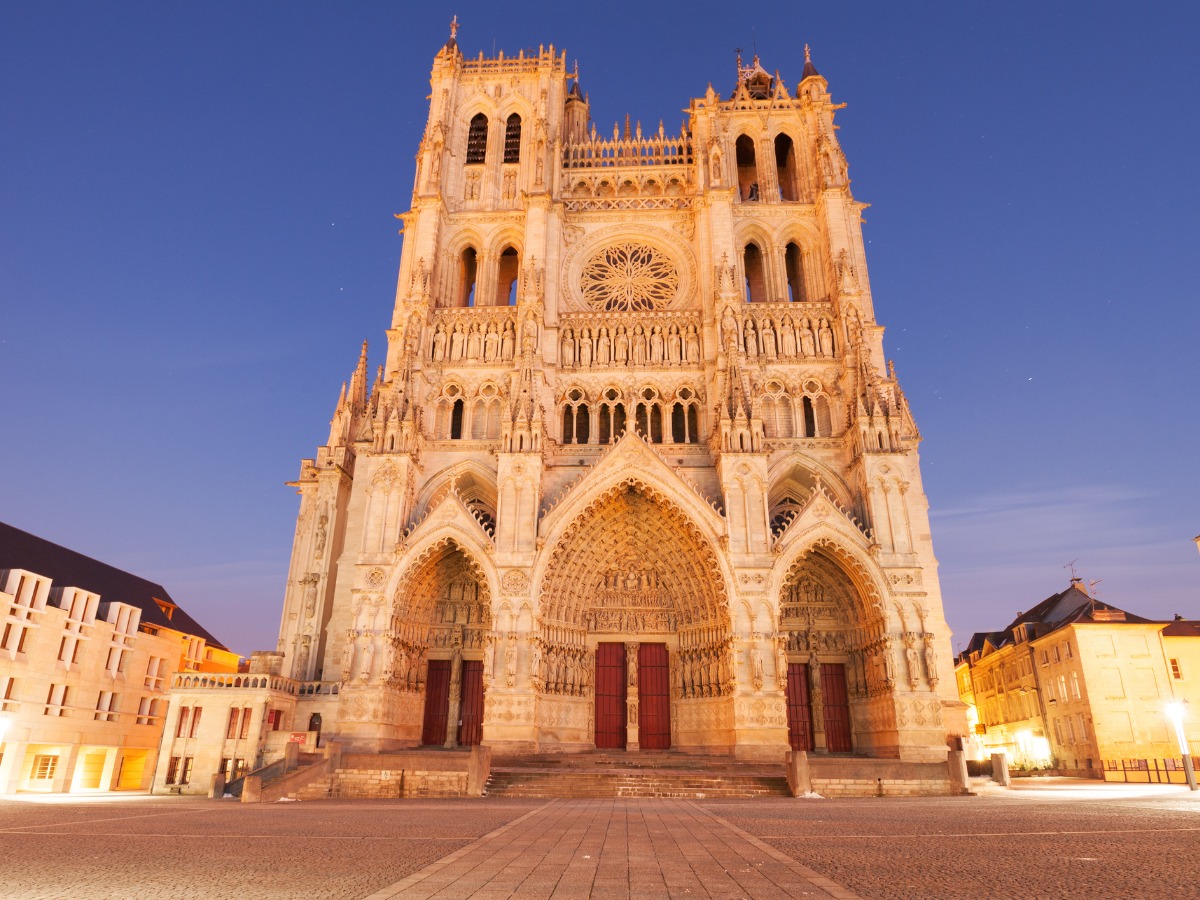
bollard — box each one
[947,749,970,795]
[786,750,812,797]
[241,774,263,803]
[990,752,1011,787]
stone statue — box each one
[504,641,517,687]
[799,319,816,357]
[431,324,447,361]
[923,634,939,687]
[685,324,700,362]
[818,318,834,357]
[501,320,515,360]
[750,644,765,690]
[359,640,374,682]
[341,638,355,681]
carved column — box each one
[626,641,640,751]
[809,651,827,752]
[444,646,463,749]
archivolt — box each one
[778,537,886,632]
[390,536,493,628]
[538,479,730,644]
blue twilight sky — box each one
[2,2,1198,657]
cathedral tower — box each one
[275,27,963,763]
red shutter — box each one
[786,663,814,751]
[820,663,852,752]
[594,643,627,748]
[422,660,451,746]
[637,643,671,749]
[458,660,484,746]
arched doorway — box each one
[538,484,732,751]
[777,543,891,756]
[390,540,491,748]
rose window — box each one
[579,242,679,311]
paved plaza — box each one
[1,780,1198,898]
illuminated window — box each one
[1069,672,1081,701]
[32,755,58,780]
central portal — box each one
[593,642,670,750]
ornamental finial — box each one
[805,44,811,64]
[449,15,458,40]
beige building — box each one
[0,522,238,794]
[157,27,966,793]
[957,579,1200,779]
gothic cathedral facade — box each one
[277,31,962,763]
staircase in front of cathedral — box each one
[485,751,791,799]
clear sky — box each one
[2,2,1198,657]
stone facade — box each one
[957,581,1200,778]
[0,525,239,795]
[198,29,965,775]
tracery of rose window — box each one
[579,242,679,312]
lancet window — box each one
[744,242,767,303]
[503,114,521,163]
[470,385,503,440]
[496,246,519,306]
[466,113,488,164]
[785,242,806,302]
[800,381,833,438]
[761,381,795,438]
[634,387,664,444]
[597,388,627,444]
[670,387,701,444]
[775,134,800,202]
[434,385,466,440]
[735,134,758,201]
[459,247,479,307]
[561,388,590,445]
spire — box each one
[349,339,369,411]
[801,44,820,80]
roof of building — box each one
[958,580,1157,664]
[1162,619,1200,638]
[0,521,228,650]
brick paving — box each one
[1,779,1199,898]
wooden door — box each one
[458,660,484,746]
[422,660,451,746]
[637,643,671,750]
[821,663,853,752]
[786,662,815,751]
[594,642,627,748]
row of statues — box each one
[561,322,702,368]
[431,319,518,362]
[675,643,735,699]
[720,306,837,360]
[535,644,592,697]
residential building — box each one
[957,579,1200,778]
[0,522,238,794]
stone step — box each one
[485,769,790,799]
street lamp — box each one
[1165,701,1198,791]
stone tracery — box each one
[580,242,679,312]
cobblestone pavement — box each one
[1,779,1198,899]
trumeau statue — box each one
[210,27,960,792]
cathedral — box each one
[267,25,962,768]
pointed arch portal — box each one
[389,540,492,748]
[538,484,733,750]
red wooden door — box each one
[638,643,671,750]
[458,660,484,746]
[786,662,814,751]
[422,660,451,746]
[594,642,627,748]
[821,663,853,752]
